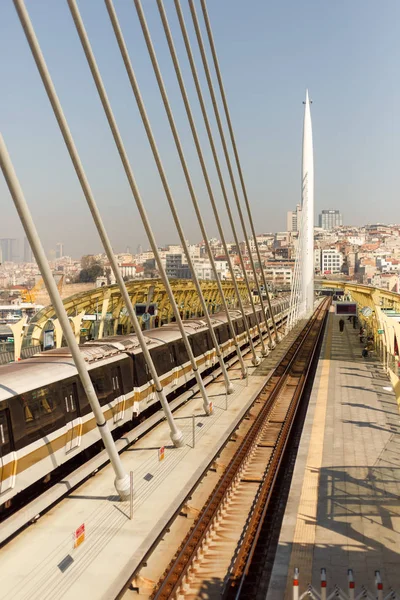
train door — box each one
[111,365,125,424]
[63,383,82,453]
[0,409,15,493]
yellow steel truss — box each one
[28,278,249,346]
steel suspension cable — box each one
[287,222,303,332]
[64,0,213,419]
[173,1,269,359]
[14,0,184,451]
[188,0,272,353]
[0,132,131,499]
[292,216,305,328]
[171,0,264,366]
[199,0,279,344]
[156,0,259,371]
[103,0,233,394]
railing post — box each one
[320,567,327,600]
[192,414,196,449]
[293,567,299,600]
[376,571,383,600]
[130,471,134,520]
[348,569,355,600]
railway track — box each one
[149,298,330,600]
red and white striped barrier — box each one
[293,566,398,600]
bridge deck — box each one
[267,308,400,598]
[0,328,301,600]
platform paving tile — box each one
[266,311,400,599]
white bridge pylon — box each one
[287,90,314,333]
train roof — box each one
[0,350,128,403]
[0,300,289,403]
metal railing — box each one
[292,567,399,600]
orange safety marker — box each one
[158,446,165,462]
[209,401,213,415]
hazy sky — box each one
[1,1,400,259]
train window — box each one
[172,340,189,365]
[216,324,229,345]
[191,332,209,356]
[91,367,111,406]
[248,314,256,328]
[205,331,213,351]
[20,386,64,442]
[150,346,174,377]
[0,410,12,456]
[234,318,245,335]
[133,353,151,387]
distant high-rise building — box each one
[318,210,343,230]
[137,244,143,255]
[23,237,33,263]
[56,242,64,260]
[0,238,18,262]
[286,204,302,232]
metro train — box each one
[0,299,289,509]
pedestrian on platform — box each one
[339,318,345,333]
[362,346,369,358]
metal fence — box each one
[0,341,41,365]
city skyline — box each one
[1,218,400,264]
[1,1,400,257]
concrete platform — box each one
[0,328,302,600]
[267,309,400,598]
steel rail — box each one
[227,300,329,598]
[151,299,329,599]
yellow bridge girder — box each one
[27,278,250,347]
[320,281,400,402]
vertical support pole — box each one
[225,392,228,411]
[293,568,299,600]
[301,90,314,318]
[130,471,134,520]
[192,414,195,449]
[9,316,27,362]
[320,568,327,600]
[348,569,355,600]
[0,132,130,500]
[98,293,110,339]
